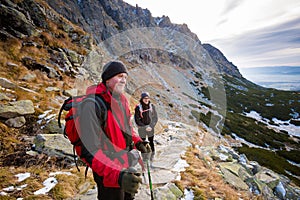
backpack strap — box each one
[58,96,72,128]
[78,94,109,177]
[138,103,153,118]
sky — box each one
[123,0,300,69]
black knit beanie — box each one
[101,61,128,83]
[141,92,150,99]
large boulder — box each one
[33,134,73,160]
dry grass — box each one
[0,2,97,199]
[0,123,21,155]
[0,165,96,199]
[50,168,95,199]
[179,147,259,200]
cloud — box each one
[221,0,245,15]
[217,0,245,26]
[210,17,300,67]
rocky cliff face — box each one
[44,0,240,77]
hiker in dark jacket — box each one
[134,92,158,163]
[78,61,151,200]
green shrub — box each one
[237,146,300,186]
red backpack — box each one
[58,94,108,171]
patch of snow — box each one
[219,153,229,161]
[218,145,230,153]
[181,189,194,200]
[285,170,300,180]
[227,82,248,92]
[287,160,300,168]
[232,133,268,150]
[2,186,14,192]
[16,184,28,191]
[172,159,189,172]
[290,110,299,119]
[244,111,300,137]
[34,177,58,195]
[15,172,30,182]
[45,114,56,121]
[271,118,300,137]
[275,182,286,198]
[245,111,264,122]
[265,103,274,106]
[38,110,52,119]
[154,18,163,25]
[49,171,72,176]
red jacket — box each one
[77,83,142,187]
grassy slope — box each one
[192,74,300,186]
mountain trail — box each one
[74,120,201,200]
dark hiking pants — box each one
[93,172,134,200]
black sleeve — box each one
[134,106,145,127]
[79,101,103,165]
[150,104,158,128]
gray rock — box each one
[166,183,183,198]
[5,116,26,128]
[6,62,18,68]
[261,184,278,200]
[153,183,183,200]
[0,100,35,118]
[220,167,249,190]
[0,3,37,37]
[45,87,60,92]
[21,73,37,81]
[245,177,264,195]
[255,168,280,189]
[21,57,61,79]
[0,77,17,89]
[238,154,249,165]
[249,161,262,175]
[63,88,78,97]
[0,93,10,101]
[0,77,38,94]
[274,182,286,199]
[34,134,46,153]
[63,48,83,65]
[33,134,73,159]
[43,120,62,134]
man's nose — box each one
[120,77,126,83]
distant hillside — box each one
[240,66,300,91]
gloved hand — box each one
[136,141,152,154]
[136,141,152,161]
[119,168,142,194]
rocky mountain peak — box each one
[203,43,242,78]
[45,0,240,77]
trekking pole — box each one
[143,136,154,199]
[146,158,154,200]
